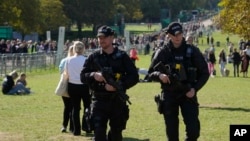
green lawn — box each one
[125,23,161,32]
[0,29,249,141]
[72,23,161,32]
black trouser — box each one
[91,94,129,141]
[233,63,240,77]
[62,96,73,131]
[68,83,91,135]
[162,93,200,141]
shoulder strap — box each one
[186,45,193,58]
[152,45,171,61]
[184,44,195,66]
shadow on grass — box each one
[81,134,150,141]
[124,138,150,141]
[200,106,250,112]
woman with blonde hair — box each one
[66,41,91,135]
[59,45,74,73]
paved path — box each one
[202,18,213,27]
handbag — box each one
[55,59,69,97]
[55,72,69,97]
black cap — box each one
[97,25,115,37]
[165,22,183,36]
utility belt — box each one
[162,81,191,94]
[92,91,118,101]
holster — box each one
[154,93,164,114]
[121,104,129,130]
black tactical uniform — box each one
[148,22,209,141]
[80,46,139,141]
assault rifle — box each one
[101,67,132,105]
[153,61,197,104]
[154,61,190,96]
[153,61,181,86]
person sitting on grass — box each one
[1,70,31,95]
[16,73,31,91]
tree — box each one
[61,0,114,37]
[216,0,250,39]
[40,0,70,32]
[82,0,114,31]
[61,0,141,37]
[0,0,69,37]
[116,0,143,22]
[0,0,42,36]
[132,9,144,22]
[0,0,20,25]
[140,0,161,22]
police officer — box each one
[148,22,209,141]
[80,25,139,141]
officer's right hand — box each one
[159,73,171,84]
[93,72,106,82]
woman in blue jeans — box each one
[2,70,30,95]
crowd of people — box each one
[203,38,250,78]
[0,38,57,54]
[1,19,250,141]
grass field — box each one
[73,23,161,32]
[0,26,250,141]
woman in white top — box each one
[65,41,91,136]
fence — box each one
[0,48,97,77]
[0,52,66,76]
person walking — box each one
[58,45,74,133]
[207,48,216,77]
[240,51,250,77]
[129,46,139,64]
[231,48,241,77]
[80,25,139,141]
[65,41,91,136]
[218,49,227,77]
[148,22,209,141]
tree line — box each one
[0,0,229,39]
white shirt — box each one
[66,55,86,84]
[244,48,250,57]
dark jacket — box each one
[2,75,14,94]
[80,47,139,93]
[231,52,241,64]
[148,39,209,92]
[208,52,216,64]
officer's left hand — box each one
[186,88,195,98]
[105,83,116,92]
